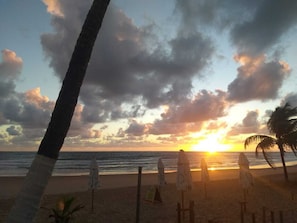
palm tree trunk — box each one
[6,1,110,222]
[279,144,289,181]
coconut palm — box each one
[244,103,297,181]
[6,1,110,222]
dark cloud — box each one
[132,90,230,136]
[125,120,148,136]
[116,128,125,137]
[174,0,261,31]
[0,49,22,98]
[3,0,297,150]
[0,50,55,147]
[281,93,297,108]
[231,0,297,56]
[228,110,262,136]
[2,90,53,129]
[6,125,21,136]
[41,1,214,125]
[41,0,88,76]
[149,120,188,135]
[227,55,290,102]
[0,49,23,80]
[0,81,15,98]
[162,90,228,123]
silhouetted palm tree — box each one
[6,1,110,222]
[244,103,297,181]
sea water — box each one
[0,151,297,177]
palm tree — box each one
[6,1,110,222]
[244,103,297,181]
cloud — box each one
[0,87,55,146]
[67,104,98,138]
[6,125,21,136]
[7,88,54,129]
[3,0,295,150]
[42,0,64,17]
[227,54,291,102]
[162,90,229,123]
[0,49,23,99]
[174,0,262,31]
[281,93,297,108]
[228,110,263,136]
[0,49,23,81]
[231,0,297,56]
[134,90,230,136]
[41,1,215,126]
[149,120,190,136]
[125,120,149,136]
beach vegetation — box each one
[244,103,297,181]
[49,196,84,223]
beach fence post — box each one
[176,201,195,223]
[262,206,266,223]
[240,202,245,223]
[136,166,142,223]
[189,200,195,223]
[181,191,185,219]
[240,210,244,223]
[279,210,283,223]
[177,203,181,223]
[88,157,99,213]
[270,211,274,223]
[91,189,94,212]
[252,213,256,223]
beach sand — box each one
[1,166,297,222]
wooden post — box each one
[136,167,142,223]
[262,207,266,223]
[240,201,247,213]
[181,191,185,220]
[91,189,94,213]
[279,211,283,223]
[189,200,195,223]
[270,211,274,223]
[240,202,244,223]
[252,213,256,223]
[177,202,181,223]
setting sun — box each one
[191,133,231,153]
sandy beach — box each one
[1,166,297,222]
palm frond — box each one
[268,103,297,137]
[244,135,273,149]
[255,137,276,167]
[282,131,297,155]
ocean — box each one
[1,151,297,177]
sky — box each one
[0,0,297,152]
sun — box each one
[190,133,231,153]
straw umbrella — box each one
[238,153,253,202]
[176,150,192,216]
[200,158,209,198]
[89,157,100,212]
[158,158,166,188]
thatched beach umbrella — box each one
[158,158,166,188]
[200,158,209,198]
[238,153,253,201]
[89,157,100,212]
[176,150,192,215]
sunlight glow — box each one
[191,133,231,153]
